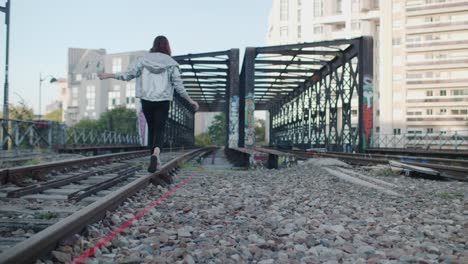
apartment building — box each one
[401,0,468,134]
[65,48,145,125]
[267,0,468,135]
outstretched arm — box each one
[98,58,142,81]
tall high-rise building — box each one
[267,0,468,135]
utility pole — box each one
[1,0,10,150]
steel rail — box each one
[7,164,129,198]
[286,150,467,182]
[1,150,150,185]
[366,148,468,159]
[0,147,216,264]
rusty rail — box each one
[0,147,216,264]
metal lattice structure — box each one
[0,119,139,149]
[174,49,239,147]
[164,94,195,147]
[239,37,373,152]
[174,49,239,112]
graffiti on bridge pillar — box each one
[245,93,255,147]
[362,75,373,150]
[228,96,239,148]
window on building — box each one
[393,128,401,135]
[280,26,289,37]
[297,25,302,38]
[313,0,323,17]
[440,90,446,96]
[352,0,360,12]
[440,108,447,114]
[372,0,379,9]
[426,109,433,115]
[280,0,289,21]
[297,0,301,6]
[393,2,402,12]
[108,91,121,110]
[376,127,380,133]
[71,86,79,98]
[451,109,459,115]
[86,85,95,110]
[112,57,122,73]
[426,90,433,96]
[351,21,361,30]
[427,128,433,133]
[393,20,401,29]
[75,74,82,81]
[313,25,323,34]
[451,89,468,96]
[393,74,402,81]
[336,0,343,14]
[126,83,136,108]
[393,56,403,66]
[392,38,401,46]
[297,9,301,22]
[461,109,468,115]
[351,110,357,116]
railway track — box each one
[0,147,215,264]
[286,149,468,182]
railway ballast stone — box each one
[42,156,465,263]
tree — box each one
[72,106,137,134]
[255,118,266,144]
[208,113,226,146]
[8,102,34,121]
[73,118,100,130]
[98,106,137,134]
[195,132,213,147]
[43,109,63,122]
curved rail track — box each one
[0,147,215,264]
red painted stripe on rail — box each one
[72,167,204,264]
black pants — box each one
[141,99,170,154]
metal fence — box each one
[370,130,468,150]
[1,119,140,150]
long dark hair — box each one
[150,35,172,56]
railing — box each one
[370,130,468,150]
[0,119,140,150]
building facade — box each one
[267,0,468,136]
[65,48,146,125]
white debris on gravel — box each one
[41,157,465,264]
[299,158,352,168]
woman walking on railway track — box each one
[98,36,199,173]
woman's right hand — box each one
[190,100,199,111]
[98,73,114,80]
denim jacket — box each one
[114,52,188,101]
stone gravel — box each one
[41,156,465,263]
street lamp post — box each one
[39,73,57,119]
[1,0,10,150]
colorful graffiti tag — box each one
[245,93,255,147]
[362,75,373,150]
[228,96,239,147]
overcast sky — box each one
[0,0,272,114]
